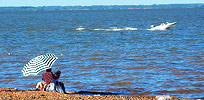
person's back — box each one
[42,69,53,85]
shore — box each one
[0,88,189,100]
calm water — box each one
[0,8,204,98]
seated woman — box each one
[42,68,54,91]
[52,71,67,94]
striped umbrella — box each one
[22,53,58,76]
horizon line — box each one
[0,3,203,7]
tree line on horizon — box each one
[0,4,203,11]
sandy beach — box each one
[0,88,190,100]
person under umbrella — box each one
[42,68,67,94]
[52,70,67,94]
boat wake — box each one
[74,22,176,31]
[75,26,137,31]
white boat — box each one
[147,22,176,30]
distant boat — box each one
[147,22,176,30]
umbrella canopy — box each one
[22,53,58,76]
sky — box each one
[0,0,204,7]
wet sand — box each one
[0,88,189,100]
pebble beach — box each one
[0,88,190,100]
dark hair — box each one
[46,68,52,72]
[56,70,61,75]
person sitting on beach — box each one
[52,71,67,94]
[42,68,54,91]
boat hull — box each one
[147,22,176,30]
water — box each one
[0,8,204,98]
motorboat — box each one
[147,22,176,30]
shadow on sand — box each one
[71,91,120,95]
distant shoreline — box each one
[0,4,203,11]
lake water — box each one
[0,8,204,98]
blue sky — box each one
[0,0,204,7]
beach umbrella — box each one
[22,53,58,76]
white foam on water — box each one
[75,27,137,31]
[76,26,86,31]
